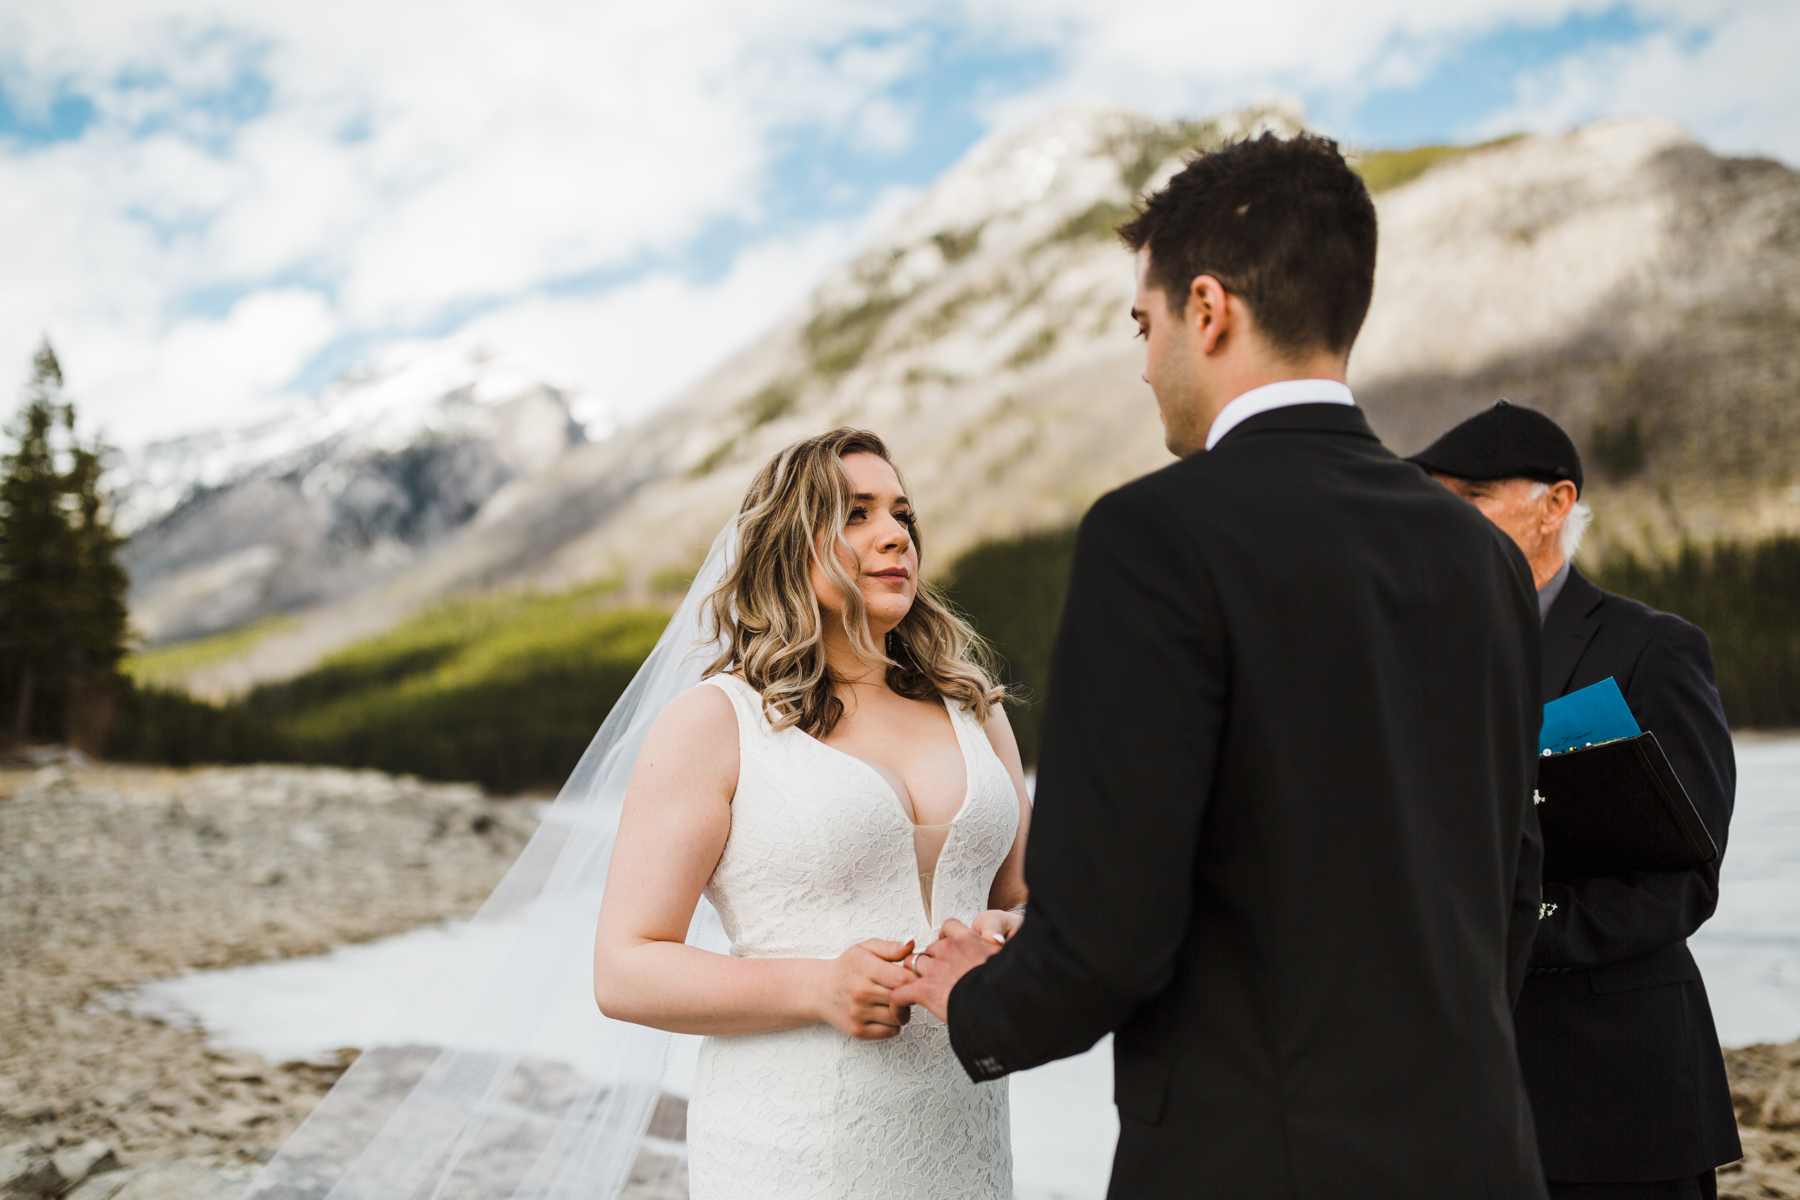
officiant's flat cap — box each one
[1406,400,1583,495]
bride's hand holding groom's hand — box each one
[814,937,916,1040]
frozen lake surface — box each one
[121,736,1800,1199]
[1686,736,1800,1045]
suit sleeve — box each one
[1498,535,1545,1008]
[945,483,1228,1082]
[1529,621,1736,967]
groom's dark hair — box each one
[1118,131,1377,359]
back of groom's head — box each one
[1118,132,1377,360]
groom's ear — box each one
[1188,274,1232,355]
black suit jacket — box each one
[946,404,1549,1199]
[1515,567,1742,1182]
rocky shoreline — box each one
[1722,1041,1800,1197]
[2,753,1796,1198]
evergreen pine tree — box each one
[0,341,93,744]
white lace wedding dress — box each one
[686,673,1019,1199]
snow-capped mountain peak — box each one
[112,344,587,536]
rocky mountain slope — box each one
[130,107,1800,697]
[116,346,587,645]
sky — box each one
[1,1,1793,449]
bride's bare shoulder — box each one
[629,681,740,798]
[641,679,739,752]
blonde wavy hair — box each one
[702,427,1006,738]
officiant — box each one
[1410,401,1742,1199]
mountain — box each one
[116,345,587,645]
[131,107,1800,698]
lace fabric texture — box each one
[687,673,1019,1200]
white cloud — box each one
[853,97,921,156]
[957,0,1791,168]
[959,0,1622,122]
[59,288,340,447]
[201,112,372,283]
[1478,1,1800,164]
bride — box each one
[592,426,1034,1199]
[238,426,1032,1200]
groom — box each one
[896,132,1550,1198]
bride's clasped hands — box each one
[813,936,916,1039]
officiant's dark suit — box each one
[944,400,1551,1199]
[1516,566,1741,1194]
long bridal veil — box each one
[243,517,740,1199]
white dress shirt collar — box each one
[1204,378,1356,451]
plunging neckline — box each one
[799,691,974,831]
[786,687,975,930]
[715,674,979,929]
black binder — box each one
[1533,731,1719,882]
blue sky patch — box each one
[1345,6,1655,145]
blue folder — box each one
[1538,676,1641,757]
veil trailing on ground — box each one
[243,516,741,1200]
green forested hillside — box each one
[940,527,1080,767]
[110,580,665,794]
[1594,537,1800,729]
